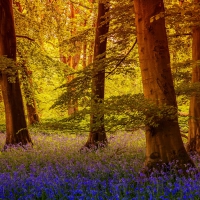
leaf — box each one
[155,15,160,20]
[160,12,165,18]
[181,10,186,16]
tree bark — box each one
[85,1,109,148]
[187,0,200,154]
[0,0,32,147]
[134,0,194,168]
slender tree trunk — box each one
[88,43,94,66]
[83,20,87,68]
[187,0,200,154]
[59,49,80,116]
[14,1,39,125]
[67,3,80,115]
[0,0,32,147]
[67,54,80,115]
[134,0,194,168]
[88,0,95,66]
[26,100,39,125]
[58,2,80,115]
[0,79,2,100]
[85,1,109,148]
[83,43,87,68]
[22,65,40,125]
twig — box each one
[69,0,94,10]
[168,33,191,37]
[16,35,35,41]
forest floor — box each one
[0,126,199,199]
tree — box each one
[134,0,194,168]
[14,0,40,125]
[84,0,110,148]
[0,0,32,147]
[83,0,95,68]
[187,0,200,154]
[66,3,80,115]
[22,64,40,125]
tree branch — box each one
[69,0,93,10]
[16,35,35,41]
[106,38,137,77]
[169,33,192,37]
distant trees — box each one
[134,0,194,168]
[0,0,32,147]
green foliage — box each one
[0,124,6,133]
[0,56,19,82]
[0,0,194,134]
[52,92,180,133]
[176,82,200,97]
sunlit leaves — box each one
[150,12,165,23]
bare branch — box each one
[106,38,137,77]
[69,0,93,10]
[16,35,35,41]
[169,33,192,37]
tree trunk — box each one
[85,1,109,148]
[57,3,80,116]
[14,1,39,125]
[82,20,87,69]
[83,43,87,68]
[88,43,94,66]
[134,0,194,168]
[0,0,32,147]
[59,51,80,116]
[22,65,40,125]
[88,0,95,66]
[67,55,80,115]
[187,0,200,154]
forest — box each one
[0,0,200,199]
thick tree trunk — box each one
[187,13,200,154]
[134,0,193,168]
[85,1,109,148]
[0,0,32,147]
